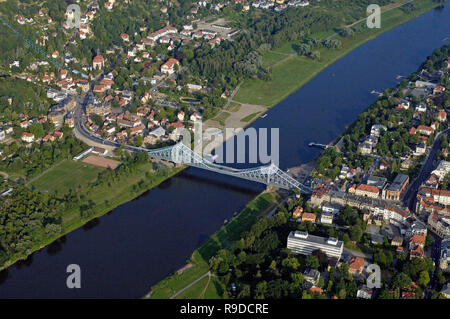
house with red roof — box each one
[355,184,380,198]
[438,110,447,122]
[161,58,180,75]
[348,257,365,275]
[105,2,113,10]
[417,125,434,136]
[21,132,35,143]
[168,120,184,129]
[433,85,446,95]
[409,234,426,259]
[120,33,130,42]
[301,212,316,223]
[93,55,105,70]
[43,134,55,142]
[292,206,303,219]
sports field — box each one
[28,160,103,195]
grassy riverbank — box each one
[233,0,444,108]
[0,161,184,271]
[148,192,280,299]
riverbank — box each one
[147,191,281,299]
[233,0,445,108]
[0,162,185,272]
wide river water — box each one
[1,5,449,298]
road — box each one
[403,128,449,212]
[425,231,442,298]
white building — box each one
[287,231,343,259]
[357,285,373,299]
[320,212,333,225]
[373,206,410,226]
[431,161,450,182]
[322,203,341,215]
[370,124,387,138]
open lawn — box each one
[233,0,442,107]
[28,160,103,195]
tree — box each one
[378,289,394,299]
[305,255,319,269]
[238,284,251,298]
[281,257,300,270]
[28,122,45,138]
[291,272,304,287]
[418,270,430,287]
[349,225,363,242]
[255,281,268,299]
[392,273,412,290]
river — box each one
[0,4,449,298]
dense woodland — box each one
[0,78,53,119]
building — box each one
[374,206,410,226]
[292,206,303,219]
[21,132,35,143]
[357,285,373,299]
[287,231,343,259]
[348,256,365,275]
[322,203,341,215]
[120,33,130,42]
[439,237,449,272]
[86,104,111,116]
[370,124,387,138]
[92,147,107,156]
[417,125,434,136]
[409,234,426,259]
[160,58,179,75]
[355,184,380,198]
[391,236,403,247]
[440,283,450,298]
[301,212,316,223]
[367,175,387,190]
[429,212,450,239]
[303,269,320,285]
[382,174,409,201]
[320,212,333,224]
[93,55,105,70]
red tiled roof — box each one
[356,184,379,194]
[301,212,316,222]
[348,256,364,272]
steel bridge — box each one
[139,142,312,193]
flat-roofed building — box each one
[320,212,333,224]
[287,231,343,259]
[383,174,409,201]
